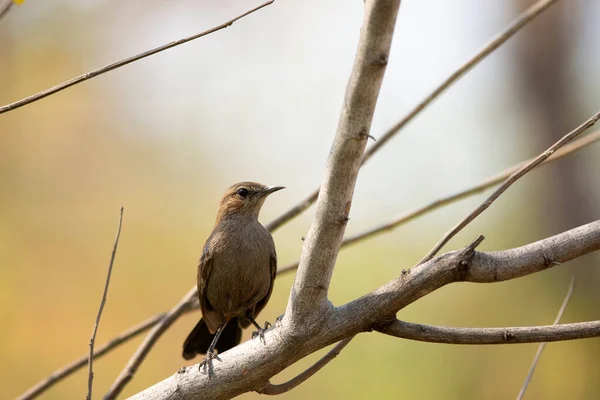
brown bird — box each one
[182,182,283,366]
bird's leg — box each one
[248,314,270,343]
[199,323,225,376]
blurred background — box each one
[1,0,600,399]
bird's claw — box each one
[251,321,271,343]
[198,351,221,378]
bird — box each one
[182,181,284,368]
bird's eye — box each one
[237,188,249,198]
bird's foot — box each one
[198,351,221,378]
[251,321,271,344]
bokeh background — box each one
[1,0,600,399]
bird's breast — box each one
[204,221,274,316]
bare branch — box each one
[265,0,557,233]
[283,0,401,328]
[277,130,600,275]
[103,287,198,400]
[0,1,274,115]
[376,318,600,344]
[130,222,600,399]
[418,110,600,265]
[335,220,600,333]
[16,313,165,400]
[257,336,354,395]
[87,207,124,400]
[516,277,577,400]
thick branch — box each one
[334,220,600,333]
[131,222,600,400]
[376,319,600,344]
[285,0,401,329]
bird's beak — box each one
[263,186,285,195]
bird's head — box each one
[216,181,284,221]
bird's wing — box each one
[252,250,277,319]
[197,240,220,333]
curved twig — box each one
[257,336,354,395]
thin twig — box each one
[103,287,198,400]
[516,277,577,400]
[417,111,600,265]
[277,130,600,275]
[0,0,12,22]
[16,313,165,400]
[265,0,557,233]
[87,207,124,400]
[0,1,274,115]
[257,336,354,395]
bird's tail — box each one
[182,318,242,360]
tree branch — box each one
[284,0,401,330]
[376,319,600,344]
[516,277,576,400]
[418,110,600,265]
[335,220,600,333]
[264,0,557,233]
[87,207,124,400]
[0,1,274,115]
[257,336,354,395]
[130,222,600,400]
